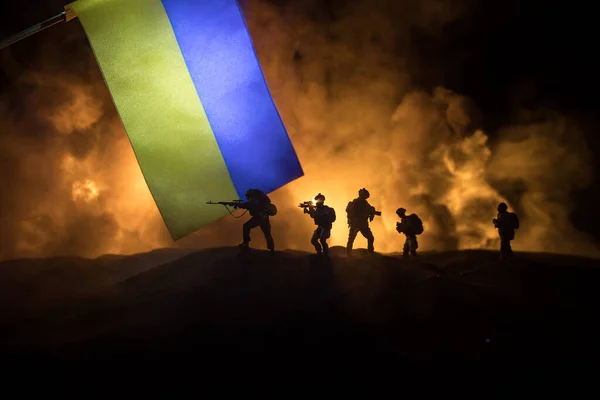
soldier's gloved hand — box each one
[369,215,374,222]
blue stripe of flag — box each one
[160,0,304,197]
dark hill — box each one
[0,246,599,386]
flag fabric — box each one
[67,0,303,240]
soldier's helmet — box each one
[314,193,325,203]
[396,207,406,217]
[358,188,370,199]
[498,202,508,212]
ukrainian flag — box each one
[68,0,303,240]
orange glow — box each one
[72,179,99,203]
[2,0,599,260]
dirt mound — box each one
[0,247,599,377]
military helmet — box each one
[396,207,406,217]
[358,188,370,199]
[245,189,257,199]
[314,193,325,203]
[498,202,508,212]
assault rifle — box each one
[298,201,315,214]
[206,200,245,209]
[369,209,381,221]
[368,210,381,222]
[396,221,407,233]
[347,209,382,226]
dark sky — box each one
[2,0,599,246]
[409,1,600,242]
[3,0,598,118]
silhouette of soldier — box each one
[346,188,377,255]
[306,193,336,256]
[238,189,276,254]
[493,202,519,262]
[396,207,424,258]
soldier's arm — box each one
[366,202,376,220]
[366,202,375,213]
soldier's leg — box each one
[260,220,274,251]
[360,227,375,253]
[500,236,510,261]
[320,227,331,255]
[403,237,410,257]
[242,217,260,246]
[321,239,329,255]
[506,239,514,259]
[410,236,418,257]
[347,228,358,254]
[311,228,323,254]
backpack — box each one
[266,203,277,216]
[408,214,424,235]
[510,212,519,229]
[253,190,276,216]
[346,201,355,216]
[315,206,336,225]
[346,199,369,221]
[328,207,336,223]
[498,212,519,230]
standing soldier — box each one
[395,207,424,258]
[493,202,519,262]
[301,193,336,256]
[345,188,380,255]
[239,189,277,255]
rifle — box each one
[369,209,382,222]
[369,211,381,221]
[298,201,315,214]
[347,209,382,226]
[396,221,407,233]
[207,200,245,209]
[493,212,501,228]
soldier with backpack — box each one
[238,188,277,255]
[396,207,424,258]
[303,193,336,256]
[493,202,519,262]
[346,188,381,255]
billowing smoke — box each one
[487,115,598,256]
[0,27,171,260]
[0,0,597,260]
[183,0,599,257]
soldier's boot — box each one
[403,243,410,258]
[346,239,354,256]
[312,239,322,255]
[238,242,250,254]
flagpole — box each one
[0,7,77,51]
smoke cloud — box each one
[487,115,598,256]
[0,27,171,260]
[0,0,597,260]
